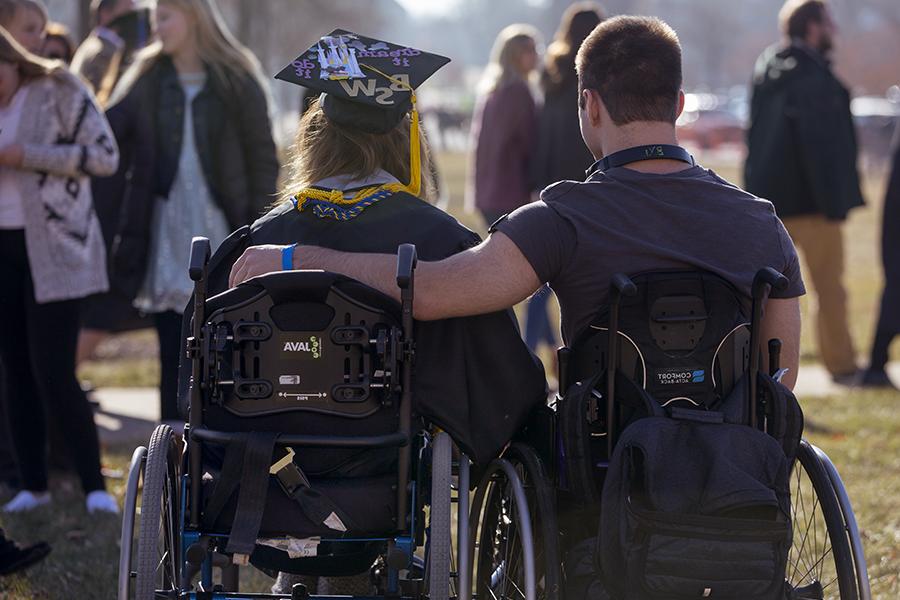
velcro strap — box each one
[290,485,353,533]
[224,431,278,555]
[272,458,354,533]
[669,407,724,424]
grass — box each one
[4,151,897,597]
[1,388,897,597]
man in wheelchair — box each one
[234,16,804,386]
[231,16,858,600]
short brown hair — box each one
[779,0,828,39]
[576,16,682,125]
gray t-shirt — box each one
[494,164,806,344]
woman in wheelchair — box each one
[119,31,547,600]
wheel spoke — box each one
[795,544,832,588]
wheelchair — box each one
[528,268,871,600]
[118,238,551,600]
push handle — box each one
[768,338,782,376]
[606,273,636,458]
[396,244,418,290]
[395,244,417,526]
[748,267,787,429]
[610,273,637,299]
[189,236,211,282]
[752,267,788,301]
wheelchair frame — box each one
[117,236,870,600]
[118,239,544,600]
[469,267,873,600]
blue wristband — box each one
[282,243,297,271]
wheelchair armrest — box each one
[396,243,418,290]
[189,237,211,282]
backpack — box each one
[563,370,803,599]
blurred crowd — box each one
[0,0,898,581]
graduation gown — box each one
[184,191,547,465]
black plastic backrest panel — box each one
[201,271,402,420]
[568,271,750,408]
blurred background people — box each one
[535,2,603,189]
[744,0,863,384]
[0,0,44,53]
[466,23,541,227]
[100,0,278,422]
[70,0,136,106]
[861,120,900,389]
[40,21,73,62]
[0,0,49,501]
[0,26,119,514]
[527,2,604,358]
[74,0,153,379]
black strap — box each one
[271,455,355,533]
[201,437,247,529]
[586,144,694,178]
[224,431,278,555]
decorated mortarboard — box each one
[274,31,450,220]
[276,30,450,135]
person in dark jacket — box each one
[528,3,604,357]
[466,24,541,226]
[100,0,278,420]
[860,122,900,388]
[744,0,863,383]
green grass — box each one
[1,388,898,597]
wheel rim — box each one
[476,471,543,600]
[155,461,179,591]
[786,442,857,600]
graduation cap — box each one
[276,30,450,199]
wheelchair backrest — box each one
[567,270,750,410]
[197,271,404,423]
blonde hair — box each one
[0,23,59,81]
[110,0,268,106]
[281,98,436,205]
[479,24,541,95]
[0,0,47,29]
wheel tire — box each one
[786,439,858,599]
[505,443,562,600]
[134,424,181,600]
[428,432,453,600]
[118,446,147,600]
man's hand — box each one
[229,244,293,288]
[0,144,24,168]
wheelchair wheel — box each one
[428,431,453,600]
[118,446,147,600]
[133,424,181,600]
[785,440,859,600]
[472,446,556,600]
[503,444,561,600]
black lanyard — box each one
[585,144,695,178]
